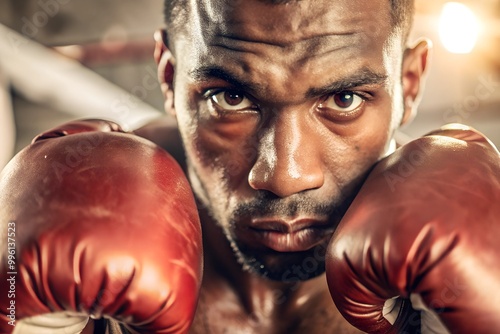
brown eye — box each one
[211,90,254,111]
[318,91,365,121]
[334,93,356,109]
[320,92,364,113]
[224,91,244,106]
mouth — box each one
[247,218,334,252]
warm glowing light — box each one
[439,2,480,54]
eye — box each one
[320,92,364,113]
[210,90,255,111]
[317,91,366,122]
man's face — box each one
[169,0,406,281]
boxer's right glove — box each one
[0,119,203,333]
[326,124,500,334]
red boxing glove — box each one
[0,120,203,333]
[326,124,500,334]
[31,118,126,142]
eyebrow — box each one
[305,67,389,98]
[189,65,388,97]
[189,66,265,93]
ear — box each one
[154,29,176,116]
[400,39,432,126]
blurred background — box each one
[0,0,499,168]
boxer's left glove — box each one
[326,124,500,334]
[0,119,203,333]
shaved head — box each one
[164,0,415,48]
[156,0,429,282]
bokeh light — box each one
[439,2,481,54]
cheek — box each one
[179,115,261,194]
[200,128,259,182]
[174,83,261,197]
[352,112,394,166]
[364,91,395,144]
[335,95,394,151]
[322,99,394,184]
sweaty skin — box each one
[174,0,402,280]
[108,0,429,332]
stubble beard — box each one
[226,192,352,282]
[187,159,356,282]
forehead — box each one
[181,0,393,49]
[175,0,397,99]
[195,0,391,43]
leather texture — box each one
[0,120,203,334]
[326,125,500,334]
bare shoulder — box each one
[133,115,186,168]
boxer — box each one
[1,0,499,333]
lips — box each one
[247,218,334,252]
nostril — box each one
[248,160,324,198]
[248,164,271,191]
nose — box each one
[248,110,324,198]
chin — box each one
[236,242,329,282]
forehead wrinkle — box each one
[182,0,395,77]
[190,0,391,46]
[211,31,363,57]
[206,32,368,77]
[213,28,361,49]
